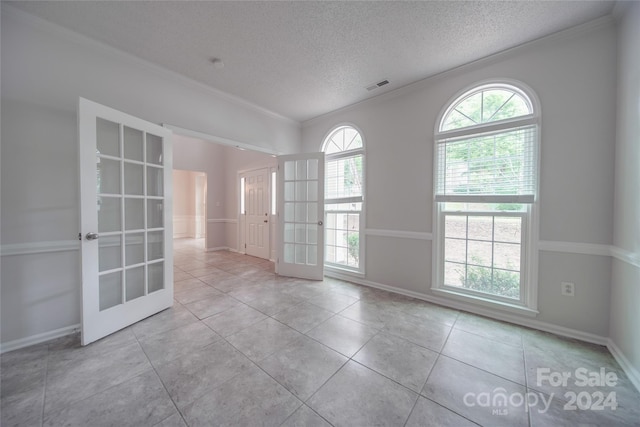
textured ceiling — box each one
[8,1,615,122]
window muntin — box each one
[322,126,364,272]
[434,82,538,308]
[440,86,533,132]
[324,126,363,154]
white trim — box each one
[164,125,282,156]
[325,270,608,346]
[430,287,539,318]
[207,218,238,224]
[206,246,232,252]
[607,339,640,393]
[538,240,612,257]
[611,246,640,269]
[2,4,297,126]
[1,240,80,256]
[365,229,432,241]
[0,324,80,354]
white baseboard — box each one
[607,339,640,394]
[325,270,609,346]
[206,246,231,252]
[0,324,80,354]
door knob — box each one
[86,232,99,241]
[318,221,323,226]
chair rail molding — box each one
[1,240,80,257]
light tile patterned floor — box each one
[1,238,639,426]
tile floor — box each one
[1,238,639,426]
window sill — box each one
[431,287,539,318]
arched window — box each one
[433,81,539,312]
[322,125,365,272]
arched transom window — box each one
[322,126,364,272]
[433,82,539,313]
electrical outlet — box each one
[561,282,575,297]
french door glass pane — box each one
[96,118,120,157]
[123,126,143,161]
[125,233,145,266]
[124,163,144,195]
[148,231,164,261]
[146,134,163,165]
[147,167,164,196]
[99,272,122,311]
[97,158,120,194]
[148,262,164,293]
[99,235,122,272]
[125,267,145,301]
[147,200,164,228]
[125,198,144,230]
[98,197,121,232]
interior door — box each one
[244,168,270,259]
[277,153,325,280]
[78,98,173,346]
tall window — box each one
[434,82,539,311]
[322,126,365,272]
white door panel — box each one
[244,168,270,259]
[79,98,173,346]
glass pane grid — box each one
[443,213,522,300]
[96,121,167,310]
[325,212,360,268]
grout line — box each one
[40,343,51,427]
[132,332,189,426]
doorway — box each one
[172,169,207,242]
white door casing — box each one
[79,98,173,346]
[277,153,325,280]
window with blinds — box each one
[322,126,365,272]
[433,81,540,311]
[436,124,537,203]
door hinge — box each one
[245,244,247,248]
[78,232,82,241]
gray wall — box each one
[173,135,227,249]
[302,20,617,337]
[0,7,299,346]
[610,2,640,378]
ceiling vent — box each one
[365,79,390,91]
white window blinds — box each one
[435,124,537,203]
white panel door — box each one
[78,98,173,346]
[277,153,325,280]
[245,168,270,259]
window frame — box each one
[321,124,366,275]
[432,80,540,316]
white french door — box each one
[244,168,270,260]
[277,153,325,280]
[78,98,173,346]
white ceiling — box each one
[9,1,615,122]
